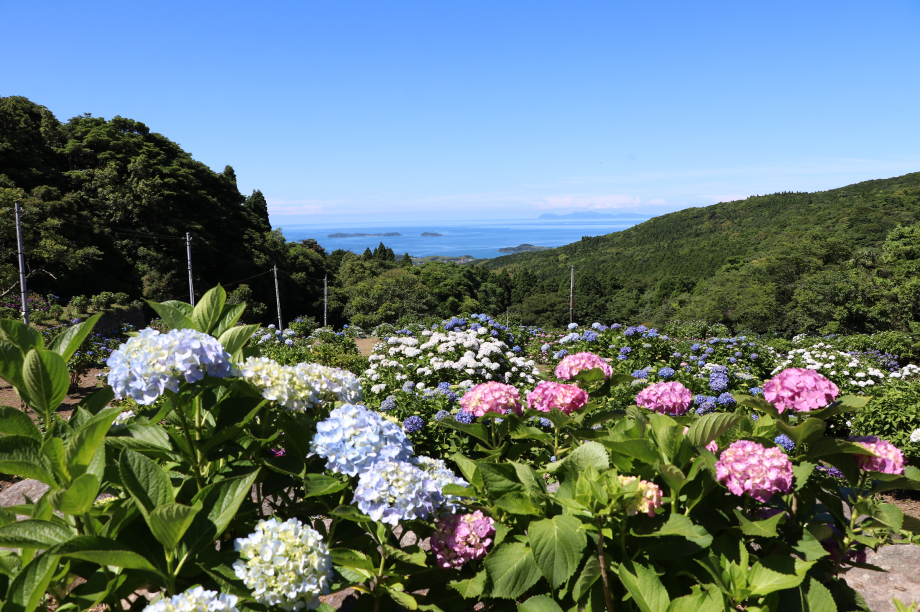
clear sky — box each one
[3,1,919,226]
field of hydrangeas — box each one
[2,291,920,612]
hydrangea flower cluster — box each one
[144,587,239,612]
[240,357,362,411]
[763,368,839,413]
[430,511,496,569]
[716,440,793,502]
[353,459,445,525]
[403,415,424,433]
[309,404,413,476]
[617,475,662,517]
[107,328,234,405]
[413,455,469,512]
[233,518,332,611]
[460,382,523,416]
[526,381,589,415]
[709,368,729,393]
[912,428,920,444]
[849,436,905,474]
[774,434,795,453]
[635,382,692,416]
[555,352,613,381]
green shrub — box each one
[113,292,130,305]
[851,379,920,461]
[91,291,115,310]
[288,315,319,337]
[69,294,89,313]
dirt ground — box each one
[354,337,381,356]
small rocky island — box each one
[420,232,443,237]
[327,232,402,238]
[498,243,551,253]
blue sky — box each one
[3,1,919,226]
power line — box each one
[56,219,186,240]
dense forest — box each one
[4,95,920,335]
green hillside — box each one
[485,172,920,334]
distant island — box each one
[498,243,552,253]
[420,232,443,237]
[537,211,650,220]
[327,232,402,238]
[410,255,477,264]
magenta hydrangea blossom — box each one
[763,368,839,413]
[849,436,905,475]
[716,440,793,502]
[555,352,613,381]
[430,511,496,569]
[526,381,589,415]
[460,382,522,417]
[636,382,693,416]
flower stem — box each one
[597,518,616,612]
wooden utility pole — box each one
[186,232,195,305]
[323,274,328,327]
[273,265,283,330]
[14,201,29,324]
[569,265,574,324]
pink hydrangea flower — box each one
[763,368,839,413]
[460,382,522,417]
[636,382,692,416]
[716,440,793,502]
[430,511,496,569]
[555,352,613,381]
[682,426,718,452]
[526,381,589,415]
[617,475,662,517]
[849,436,905,475]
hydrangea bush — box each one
[1,292,919,612]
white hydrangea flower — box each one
[911,428,920,444]
[239,357,362,411]
[144,587,238,612]
[114,410,135,424]
[413,455,468,512]
[233,518,332,611]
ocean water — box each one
[281,218,647,259]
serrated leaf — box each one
[494,491,543,515]
[120,449,173,514]
[452,452,483,489]
[0,435,57,486]
[600,438,658,464]
[302,474,348,497]
[484,542,542,599]
[480,463,525,497]
[49,314,102,361]
[48,535,160,571]
[3,552,57,612]
[518,594,564,612]
[192,286,227,334]
[733,508,783,537]
[48,473,99,515]
[529,515,585,588]
[218,324,259,357]
[0,338,26,393]
[149,503,200,550]
[748,556,813,597]
[448,569,486,598]
[618,560,670,612]
[776,419,825,446]
[793,462,816,491]
[386,587,417,609]
[66,406,121,474]
[687,412,743,447]
[145,300,195,331]
[0,406,42,441]
[106,423,174,452]
[214,303,247,338]
[805,576,835,612]
[185,470,260,553]
[0,520,74,548]
[0,319,44,353]
[572,553,604,603]
[23,348,68,415]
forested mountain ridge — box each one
[485,172,920,334]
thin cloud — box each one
[533,194,643,210]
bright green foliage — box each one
[851,380,920,460]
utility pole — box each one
[273,265,283,330]
[186,232,195,306]
[14,201,29,325]
[323,274,328,327]
[569,265,574,325]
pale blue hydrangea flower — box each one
[413,455,468,513]
[107,328,234,405]
[309,404,413,476]
[568,323,579,330]
[353,459,443,525]
[541,343,551,352]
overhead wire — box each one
[56,219,186,240]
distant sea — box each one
[281,218,649,260]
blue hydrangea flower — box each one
[636,325,647,332]
[309,404,413,477]
[624,326,637,336]
[751,414,760,421]
[568,323,578,330]
[774,434,795,453]
[816,465,844,478]
[402,381,416,393]
[631,370,648,379]
[412,455,468,513]
[646,330,658,338]
[617,355,627,361]
[749,387,763,396]
[658,367,675,379]
[709,371,729,393]
[454,410,475,424]
[750,353,759,359]
[696,401,716,415]
[353,459,443,525]
[581,331,599,342]
[437,382,451,391]
[513,345,521,352]
[403,416,425,433]
[434,410,449,421]
[541,343,551,352]
[716,392,735,406]
[285,339,294,346]
[538,417,551,427]
[592,322,602,329]
[729,357,737,363]
[705,347,714,354]
[694,394,710,405]
[672,352,682,358]
[107,328,235,405]
[690,343,701,352]
[553,350,568,359]
[611,323,621,329]
[380,395,397,411]
[734,351,742,357]
[619,346,631,355]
